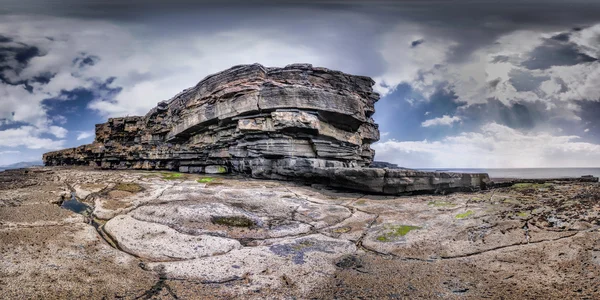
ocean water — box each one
[418,168,600,179]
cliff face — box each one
[44,63,489,194]
[44,64,379,173]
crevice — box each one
[355,214,378,248]
[523,221,530,243]
[0,222,76,229]
[441,231,582,259]
[167,275,244,285]
[359,242,436,263]
[136,275,179,299]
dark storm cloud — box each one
[73,53,100,69]
[0,41,43,85]
[2,0,600,77]
[576,101,600,141]
[0,35,12,43]
[411,39,424,48]
[551,32,571,42]
[491,55,510,63]
[522,37,598,70]
[508,69,549,92]
[488,78,501,89]
[461,99,548,131]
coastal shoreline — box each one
[1,166,599,299]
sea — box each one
[418,168,600,179]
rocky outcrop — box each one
[43,63,489,194]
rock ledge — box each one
[43,63,489,194]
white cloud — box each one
[0,126,65,150]
[585,128,590,132]
[51,115,67,125]
[374,23,458,96]
[0,15,348,165]
[76,131,94,140]
[374,23,600,125]
[0,15,349,122]
[421,115,461,127]
[48,126,68,138]
[87,29,334,117]
[0,150,20,155]
[373,123,600,168]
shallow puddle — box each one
[61,192,92,215]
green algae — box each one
[161,172,184,180]
[376,225,421,242]
[428,200,456,207]
[197,177,215,183]
[211,215,255,227]
[455,210,474,219]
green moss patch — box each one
[470,197,485,202]
[161,172,184,180]
[197,177,216,183]
[332,226,352,234]
[292,240,315,250]
[376,224,421,242]
[503,198,521,205]
[516,211,529,218]
[455,210,474,219]
[512,183,553,190]
[428,201,456,207]
[114,182,143,193]
[211,215,255,227]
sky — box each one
[1,0,600,168]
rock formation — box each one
[43,63,489,194]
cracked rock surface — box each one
[1,167,600,299]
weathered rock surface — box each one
[2,167,600,299]
[42,63,489,194]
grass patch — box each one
[161,172,184,180]
[211,215,255,227]
[197,177,216,183]
[114,182,143,193]
[455,210,474,219]
[376,225,421,242]
[516,211,529,218]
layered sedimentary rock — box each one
[43,63,489,194]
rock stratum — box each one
[43,63,489,194]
